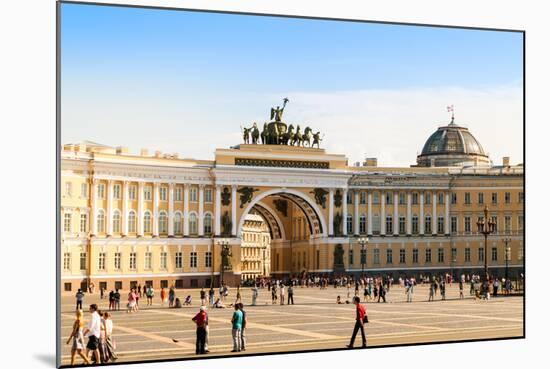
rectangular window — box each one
[79,213,87,232]
[464,192,471,204]
[491,192,498,204]
[348,249,354,265]
[359,216,366,234]
[205,188,213,203]
[464,216,471,233]
[79,252,87,270]
[478,247,485,262]
[190,187,198,202]
[129,252,137,270]
[518,215,524,232]
[386,216,393,234]
[160,252,167,269]
[412,216,419,234]
[437,217,444,234]
[114,253,121,270]
[113,184,121,199]
[145,252,152,269]
[190,251,198,268]
[65,182,72,197]
[451,192,457,204]
[175,252,182,269]
[425,216,432,234]
[425,192,431,204]
[346,192,352,204]
[518,192,524,203]
[386,192,393,205]
[175,187,182,201]
[465,248,471,262]
[373,192,380,204]
[505,216,511,234]
[451,216,457,234]
[159,187,167,201]
[412,192,419,205]
[438,248,444,263]
[63,213,72,232]
[144,186,152,201]
[505,192,511,204]
[64,282,72,292]
[360,191,366,204]
[492,247,498,261]
[399,249,406,264]
[80,183,88,198]
[451,248,457,262]
[425,248,432,263]
[63,252,71,271]
[399,216,406,234]
[129,185,136,200]
[491,216,498,232]
[98,253,106,271]
[399,193,406,205]
[438,193,444,204]
[97,183,105,199]
[205,252,212,268]
[386,249,393,264]
[478,192,484,204]
[373,249,380,265]
[412,249,418,264]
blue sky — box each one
[61,3,523,166]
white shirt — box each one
[87,311,101,338]
[104,319,113,336]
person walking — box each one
[440,281,446,301]
[428,281,435,301]
[146,285,155,306]
[346,296,367,348]
[251,284,258,306]
[75,289,84,311]
[83,304,102,364]
[200,288,207,306]
[102,312,118,362]
[239,303,247,351]
[108,290,115,310]
[287,284,294,305]
[406,279,414,303]
[114,289,121,311]
[459,280,464,299]
[66,309,91,366]
[235,285,241,305]
[271,285,277,304]
[192,306,207,354]
[280,284,285,305]
[160,287,167,306]
[168,287,175,308]
[209,287,215,306]
[231,304,243,352]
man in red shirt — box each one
[192,306,208,354]
[347,296,367,348]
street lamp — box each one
[217,238,231,286]
[503,237,512,282]
[476,205,496,282]
[358,237,369,278]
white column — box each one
[342,189,348,236]
[214,185,221,236]
[152,182,159,237]
[122,181,128,236]
[419,192,425,235]
[354,190,360,235]
[407,192,412,235]
[183,184,190,236]
[367,191,373,235]
[445,192,450,235]
[380,191,386,235]
[329,188,334,236]
[198,184,205,236]
[168,183,174,237]
[137,182,144,236]
[91,179,98,235]
[393,192,399,236]
[231,185,237,236]
[432,192,437,235]
[107,180,113,236]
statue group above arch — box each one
[241,98,324,148]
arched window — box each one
[96,209,105,233]
[128,210,136,233]
[347,214,353,234]
[112,210,121,233]
[159,211,168,235]
[143,211,152,234]
[189,213,198,235]
[174,213,182,235]
[204,213,212,235]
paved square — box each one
[60,285,523,365]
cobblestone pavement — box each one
[59,284,523,366]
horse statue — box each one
[242,127,251,144]
[281,124,294,145]
[267,122,280,145]
[291,125,303,147]
[251,122,260,144]
[261,123,268,144]
[312,131,323,148]
[302,127,313,147]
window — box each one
[372,214,380,235]
[373,192,380,204]
[425,215,432,234]
[464,192,471,204]
[492,247,498,261]
[438,248,444,263]
[174,213,182,235]
[63,253,71,271]
[129,252,137,269]
[478,247,484,262]
[189,213,198,235]
[518,243,524,261]
[478,193,484,204]
[425,248,432,263]
[518,215,524,233]
[159,187,167,201]
[347,215,353,234]
[80,183,88,198]
[491,216,498,232]
[65,182,72,197]
[145,252,152,269]
[465,248,471,262]
[160,252,167,269]
[348,249,354,265]
[96,210,105,233]
[451,193,457,204]
[204,213,213,235]
[114,253,121,270]
[399,193,405,205]
[373,249,380,264]
[159,211,168,234]
[518,192,524,203]
[399,216,406,234]
[64,283,72,292]
[451,248,457,262]
[97,183,105,199]
[451,216,457,234]
[175,187,182,201]
[129,185,136,200]
[412,216,419,234]
[399,249,406,264]
[190,252,197,268]
[128,211,136,233]
[505,192,511,204]
[79,213,87,233]
[143,211,152,233]
[175,252,183,269]
[205,252,212,268]
[346,192,352,204]
[386,216,393,234]
[112,210,121,233]
[412,249,418,264]
[80,252,87,270]
[425,192,431,204]
[189,187,198,202]
[438,193,444,204]
[412,192,419,205]
[491,192,498,204]
[386,249,393,264]
[98,253,106,270]
[464,216,471,233]
[505,216,511,234]
[386,192,393,205]
[359,215,366,234]
[360,249,366,264]
[360,191,366,204]
[205,188,213,203]
[63,213,72,233]
[113,184,121,199]
[437,216,444,234]
[144,186,152,201]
